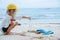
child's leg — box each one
[5,22,18,35]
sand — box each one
[0,33,60,40]
[0,23,60,40]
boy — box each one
[2,4,31,35]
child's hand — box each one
[11,18,16,21]
[10,18,20,26]
[10,18,16,24]
[27,17,31,20]
[15,22,18,26]
[12,22,18,26]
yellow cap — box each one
[7,4,17,10]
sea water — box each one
[0,8,60,23]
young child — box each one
[2,4,31,35]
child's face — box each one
[8,9,16,16]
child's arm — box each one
[5,18,18,35]
[21,16,31,20]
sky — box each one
[0,0,60,8]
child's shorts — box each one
[2,24,10,33]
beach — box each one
[0,22,60,40]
